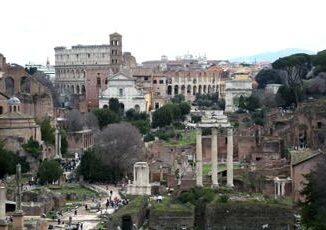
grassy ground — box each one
[151,196,193,213]
[165,129,196,147]
[47,183,99,201]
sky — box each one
[0,0,325,66]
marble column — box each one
[13,164,24,230]
[55,129,62,158]
[0,184,8,230]
[281,182,285,196]
[211,128,218,187]
[227,128,234,187]
[196,127,203,187]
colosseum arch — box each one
[174,85,179,95]
[76,85,80,94]
[193,85,197,95]
[181,85,185,95]
[20,76,31,93]
[5,77,15,95]
[198,85,202,94]
[167,85,172,95]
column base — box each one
[226,183,234,188]
[0,220,8,230]
[211,183,219,189]
[12,211,24,230]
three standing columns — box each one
[195,127,234,187]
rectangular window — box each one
[144,76,149,81]
[155,102,160,109]
[153,80,157,84]
[159,80,164,84]
[119,88,123,96]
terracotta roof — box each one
[291,149,324,166]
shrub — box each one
[144,133,155,142]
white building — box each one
[99,72,146,112]
[225,77,252,113]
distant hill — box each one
[230,48,315,63]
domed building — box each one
[0,97,41,143]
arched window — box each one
[5,77,14,95]
[167,85,172,95]
[134,104,140,112]
[20,76,31,93]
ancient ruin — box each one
[188,111,234,187]
[127,162,151,195]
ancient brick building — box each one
[0,53,55,120]
[54,33,137,110]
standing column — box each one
[196,127,203,187]
[55,129,62,159]
[12,164,24,230]
[0,184,8,230]
[211,128,218,187]
[281,182,285,196]
[227,128,234,187]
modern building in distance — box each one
[25,58,55,82]
[54,32,137,110]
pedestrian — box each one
[74,209,78,216]
[85,204,88,210]
[80,222,83,230]
[57,218,61,225]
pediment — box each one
[109,72,133,81]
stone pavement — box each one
[47,184,121,230]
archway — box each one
[203,85,207,93]
[119,103,125,114]
[193,85,197,95]
[167,85,172,95]
[208,85,211,94]
[76,85,80,94]
[134,104,140,112]
[20,76,31,93]
[181,85,185,95]
[174,85,179,95]
[198,85,202,94]
[81,85,86,95]
[5,77,14,95]
[187,85,191,95]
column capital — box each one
[227,127,233,136]
[212,127,218,135]
[196,126,202,135]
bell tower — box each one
[110,33,123,74]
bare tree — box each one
[96,123,145,177]
[65,109,84,132]
[84,112,99,131]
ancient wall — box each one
[205,202,294,230]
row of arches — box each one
[56,69,86,79]
[58,84,86,95]
[4,76,31,95]
[167,84,220,96]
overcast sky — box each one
[1,0,325,65]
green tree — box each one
[171,94,185,103]
[131,119,150,135]
[109,98,120,114]
[38,160,63,184]
[22,137,42,158]
[179,102,191,116]
[152,106,173,128]
[276,85,303,108]
[255,68,282,89]
[92,108,120,129]
[300,155,326,229]
[0,144,30,178]
[40,118,55,144]
[272,53,311,105]
[60,129,68,155]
